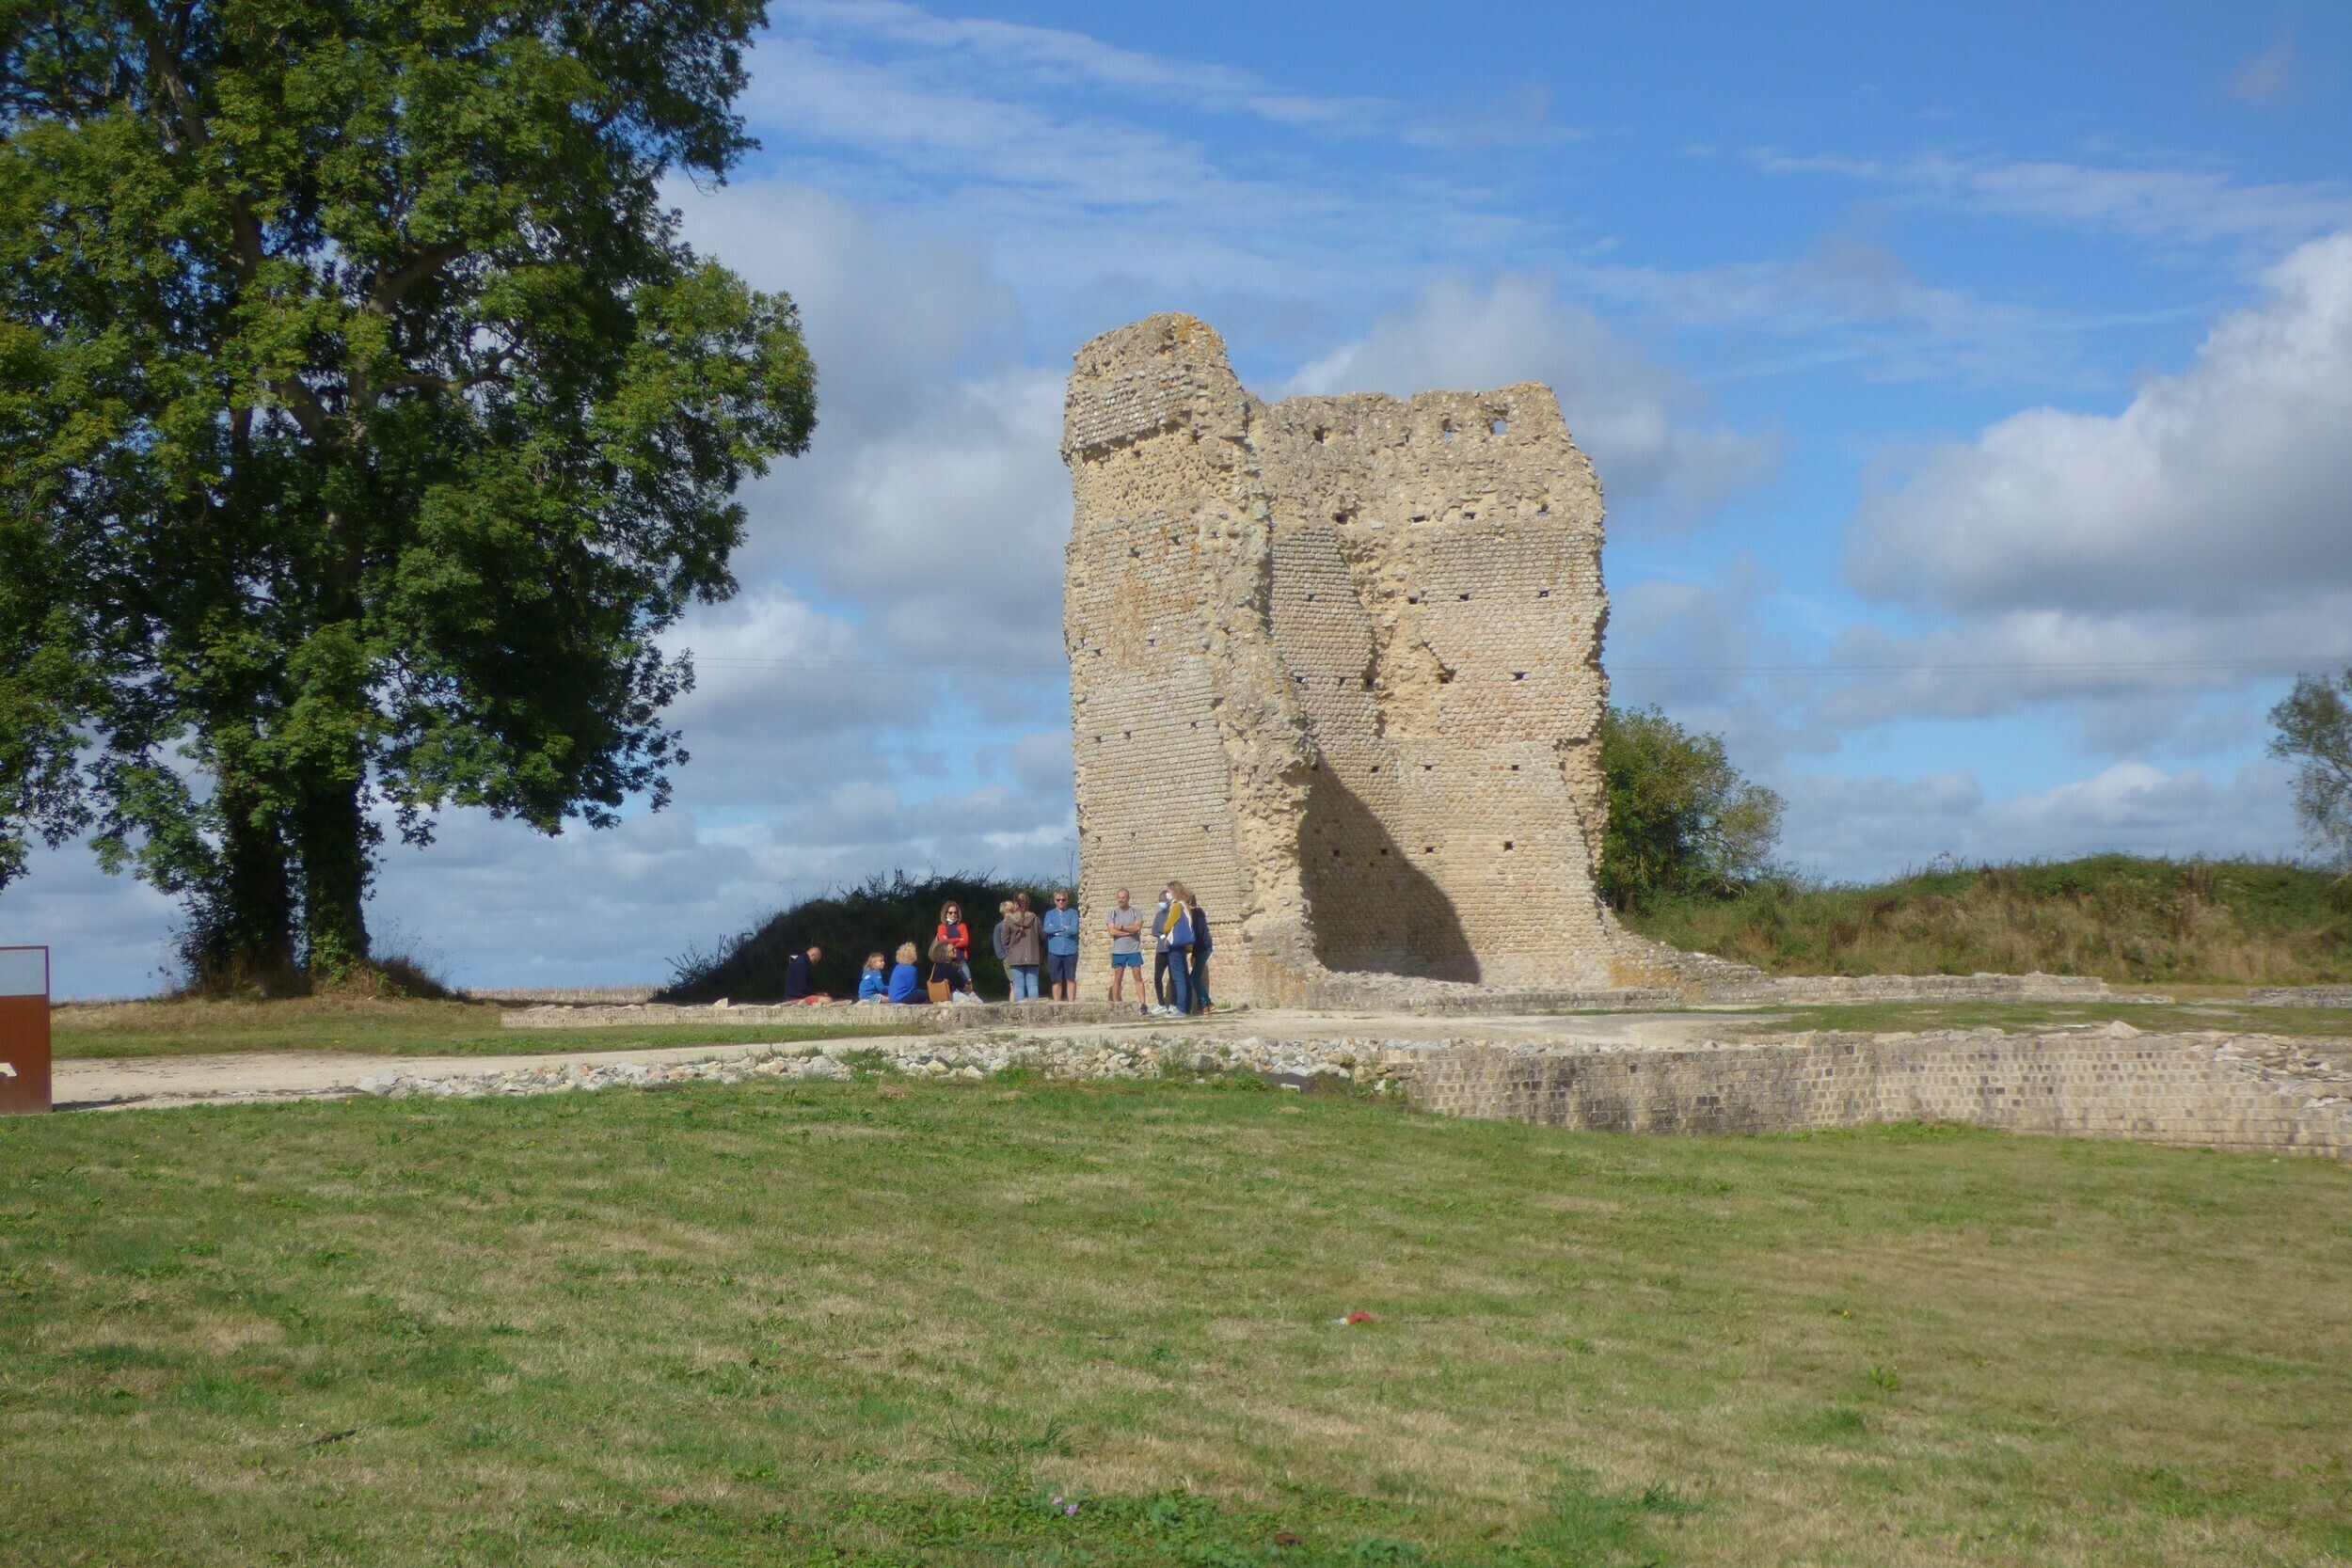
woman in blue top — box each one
[1041,887,1082,1002]
[886,942,925,1004]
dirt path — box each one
[55,1009,1762,1111]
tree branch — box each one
[367,242,468,314]
[121,1,266,277]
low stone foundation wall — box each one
[1711,972,2146,1005]
[468,985,660,1006]
[409,1019,2352,1159]
[1302,969,2152,1014]
[498,999,1158,1031]
[1407,1030,2350,1159]
[2247,986,2352,1008]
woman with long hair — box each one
[934,901,974,992]
[1182,887,1212,1014]
[1157,882,1195,1016]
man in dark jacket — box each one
[783,944,829,1003]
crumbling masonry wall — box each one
[1064,314,1661,1006]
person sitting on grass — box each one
[783,943,830,1004]
[928,939,980,1004]
[887,942,925,1005]
[855,952,890,1003]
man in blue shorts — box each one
[1104,887,1147,1006]
[1041,887,1082,1002]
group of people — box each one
[774,883,1214,1015]
[1100,883,1212,1016]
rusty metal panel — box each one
[0,946,51,1116]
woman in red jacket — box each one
[934,900,974,991]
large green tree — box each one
[0,1,815,980]
[1597,704,1784,911]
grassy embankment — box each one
[1625,854,2352,986]
[4,1075,2347,1566]
[49,993,904,1062]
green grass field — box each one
[49,994,906,1061]
[5,1076,2347,1565]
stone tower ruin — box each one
[1063,313,1667,1006]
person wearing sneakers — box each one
[1150,886,1175,1010]
[1106,887,1147,1006]
[1041,887,1081,1002]
[1156,882,1195,1016]
[1182,888,1212,1014]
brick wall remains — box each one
[1063,314,1680,1006]
[1402,1029,2352,1159]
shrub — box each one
[659,871,1064,1003]
[1598,705,1783,911]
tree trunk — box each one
[297,769,371,975]
[202,777,297,987]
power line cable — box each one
[685,654,2343,678]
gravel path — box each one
[54,1009,1758,1111]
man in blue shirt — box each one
[1041,887,1082,1002]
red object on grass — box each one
[1345,1311,1373,1324]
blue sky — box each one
[12,0,2352,995]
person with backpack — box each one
[1002,893,1043,1002]
[1151,886,1174,1010]
[1155,883,1195,1016]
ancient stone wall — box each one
[1403,1030,2352,1159]
[1062,314,1644,1006]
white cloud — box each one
[1751,148,2352,252]
[1285,275,1778,526]
[675,183,1072,666]
[771,0,1396,136]
[1565,237,2090,391]
[364,775,1075,991]
[1780,760,2302,883]
[0,845,182,1000]
[1851,230,2352,621]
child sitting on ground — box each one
[855,952,890,1003]
[887,942,924,1005]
